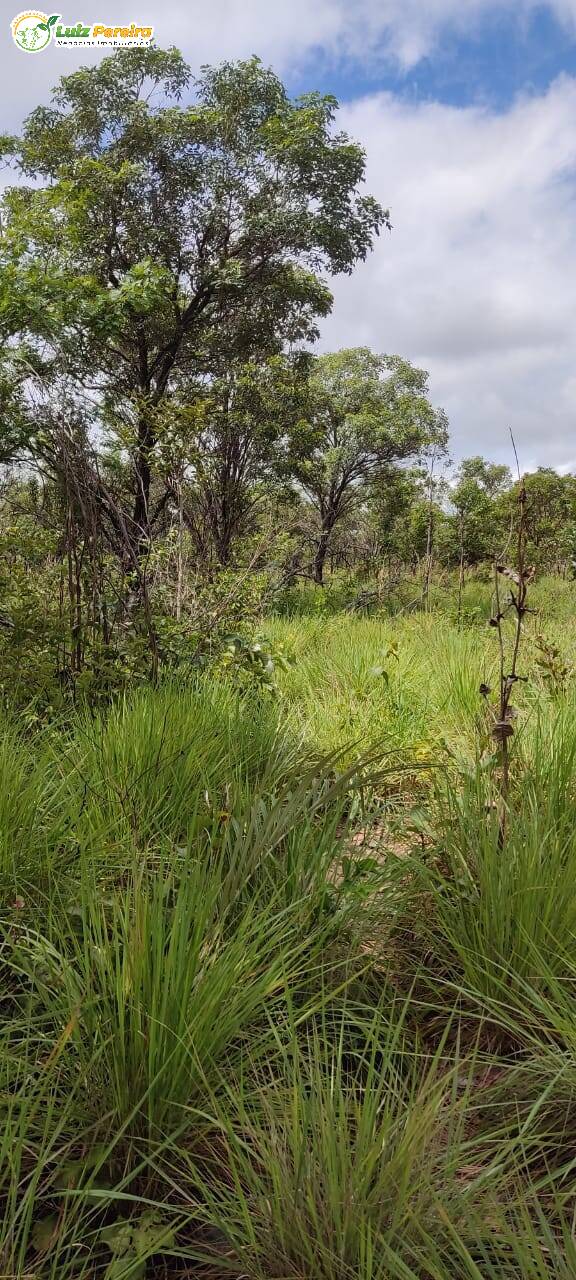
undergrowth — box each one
[3,603,576,1276]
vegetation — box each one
[2,44,576,1280]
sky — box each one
[3,0,576,468]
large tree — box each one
[450,455,512,568]
[0,48,386,559]
[163,354,309,566]
[290,347,446,584]
[497,468,576,573]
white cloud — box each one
[321,79,576,467]
[2,0,576,123]
[125,0,576,72]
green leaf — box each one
[355,856,379,878]
[36,21,49,29]
[54,1159,82,1190]
[48,13,60,23]
[105,1259,145,1280]
[133,1211,175,1256]
[100,1220,133,1256]
[31,1214,59,1252]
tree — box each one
[0,49,386,561]
[450,456,512,568]
[496,468,576,573]
[455,456,511,501]
[365,467,424,575]
[291,348,446,584]
[168,355,308,566]
[0,364,34,464]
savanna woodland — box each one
[3,44,576,1280]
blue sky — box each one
[4,0,576,467]
[289,5,576,110]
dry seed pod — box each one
[496,564,520,585]
[492,720,514,741]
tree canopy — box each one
[0,48,386,551]
[290,348,445,581]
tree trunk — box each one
[175,482,184,622]
[313,528,331,585]
[132,421,152,559]
[457,517,465,626]
[422,488,435,609]
[212,502,233,566]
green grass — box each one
[4,592,576,1275]
[266,581,576,763]
[266,612,489,761]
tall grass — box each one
[182,1002,509,1280]
[3,605,576,1275]
[0,678,380,1274]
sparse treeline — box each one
[1,47,575,707]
